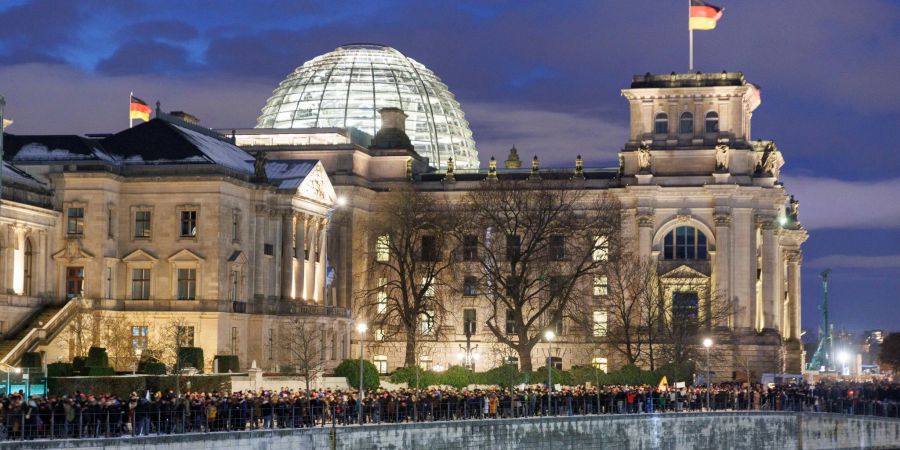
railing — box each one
[1,393,898,442]
[0,299,77,367]
[83,298,349,318]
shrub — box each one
[49,375,146,399]
[87,366,116,376]
[177,347,205,372]
[86,347,109,368]
[72,356,88,376]
[146,374,231,394]
[334,359,380,390]
[658,362,695,386]
[20,352,42,369]
[439,365,476,388]
[47,362,73,377]
[390,366,438,388]
[213,355,240,373]
[532,366,574,387]
[569,365,606,386]
[138,358,167,375]
[478,364,525,388]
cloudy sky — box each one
[1,0,898,336]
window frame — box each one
[462,234,478,261]
[131,268,151,300]
[176,268,197,300]
[679,112,694,135]
[662,226,709,261]
[375,235,390,262]
[653,112,668,135]
[131,206,153,240]
[66,206,85,236]
[705,111,719,133]
[179,209,198,238]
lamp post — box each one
[545,330,555,415]
[836,351,850,377]
[356,322,367,425]
[703,338,713,411]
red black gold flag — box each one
[690,0,724,30]
[130,95,151,122]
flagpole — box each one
[689,0,694,71]
[129,91,133,129]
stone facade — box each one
[234,72,807,381]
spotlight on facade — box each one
[778,215,788,226]
[432,364,446,372]
[356,323,368,334]
[545,330,555,341]
[336,196,348,207]
[837,351,849,365]
[703,338,713,348]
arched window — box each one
[24,238,33,296]
[679,112,694,135]
[663,226,708,260]
[653,113,668,134]
[705,111,719,133]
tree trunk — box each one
[404,333,417,367]
[517,346,533,372]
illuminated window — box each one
[420,310,435,336]
[505,309,516,334]
[679,112,694,135]
[132,325,148,349]
[663,226,708,260]
[131,268,150,300]
[592,310,608,337]
[419,355,432,371]
[180,211,197,237]
[593,275,608,297]
[592,235,609,262]
[376,277,387,313]
[654,113,668,134]
[463,308,477,334]
[375,329,385,341]
[422,277,435,297]
[375,235,390,262]
[373,355,388,374]
[591,357,608,373]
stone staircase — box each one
[0,304,64,364]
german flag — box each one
[130,95,151,122]
[690,0,724,30]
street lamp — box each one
[837,351,850,377]
[356,322,367,425]
[545,330,555,415]
[703,338,713,411]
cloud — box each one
[95,41,199,76]
[806,254,900,270]
[784,176,900,230]
[462,101,627,169]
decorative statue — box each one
[637,144,651,173]
[715,144,729,172]
[487,156,498,179]
[789,195,799,220]
[573,154,585,179]
[253,151,268,181]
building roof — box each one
[3,133,113,163]
[265,159,318,190]
[630,71,747,89]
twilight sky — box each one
[1,0,898,336]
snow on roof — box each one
[2,160,47,189]
[11,140,117,163]
[265,160,317,190]
[172,124,253,174]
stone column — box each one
[304,219,317,302]
[785,250,802,341]
[315,219,328,304]
[713,212,731,328]
[636,210,654,260]
[280,211,293,300]
[730,209,754,331]
[294,213,306,301]
[254,206,267,298]
[759,216,778,331]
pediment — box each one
[227,250,248,266]
[122,248,159,263]
[659,264,708,280]
[52,239,94,263]
[297,162,336,205]
[168,248,205,262]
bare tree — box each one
[58,299,100,360]
[99,315,137,371]
[280,319,325,394]
[355,187,455,367]
[457,180,620,371]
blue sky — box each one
[1,0,898,336]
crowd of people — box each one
[1,380,898,441]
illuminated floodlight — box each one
[356,323,368,334]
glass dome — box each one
[256,44,479,169]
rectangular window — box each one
[550,309,564,335]
[231,270,239,302]
[65,267,84,299]
[375,235,390,262]
[462,235,478,261]
[180,210,197,237]
[375,329,385,341]
[105,267,112,299]
[463,276,477,296]
[134,211,151,238]
[672,291,699,328]
[506,234,521,260]
[549,356,563,370]
[592,310,608,337]
[107,208,114,238]
[374,356,388,374]
[231,327,239,355]
[549,276,566,299]
[177,268,197,300]
[420,310,435,336]
[131,268,151,300]
[420,235,438,261]
[263,244,274,256]
[67,207,84,236]
[232,210,240,242]
[422,277,435,297]
[549,235,565,261]
[176,326,195,347]
[376,277,387,314]
[132,325,148,349]
[463,308,476,334]
[505,309,516,334]
[591,357,608,373]
[592,235,609,262]
[593,275,608,297]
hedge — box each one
[49,374,232,399]
[177,347,204,372]
[138,358,167,375]
[214,355,240,373]
[20,352,42,369]
[72,357,88,376]
[334,359,379,390]
[47,362,73,378]
[86,347,109,368]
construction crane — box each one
[806,269,833,372]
